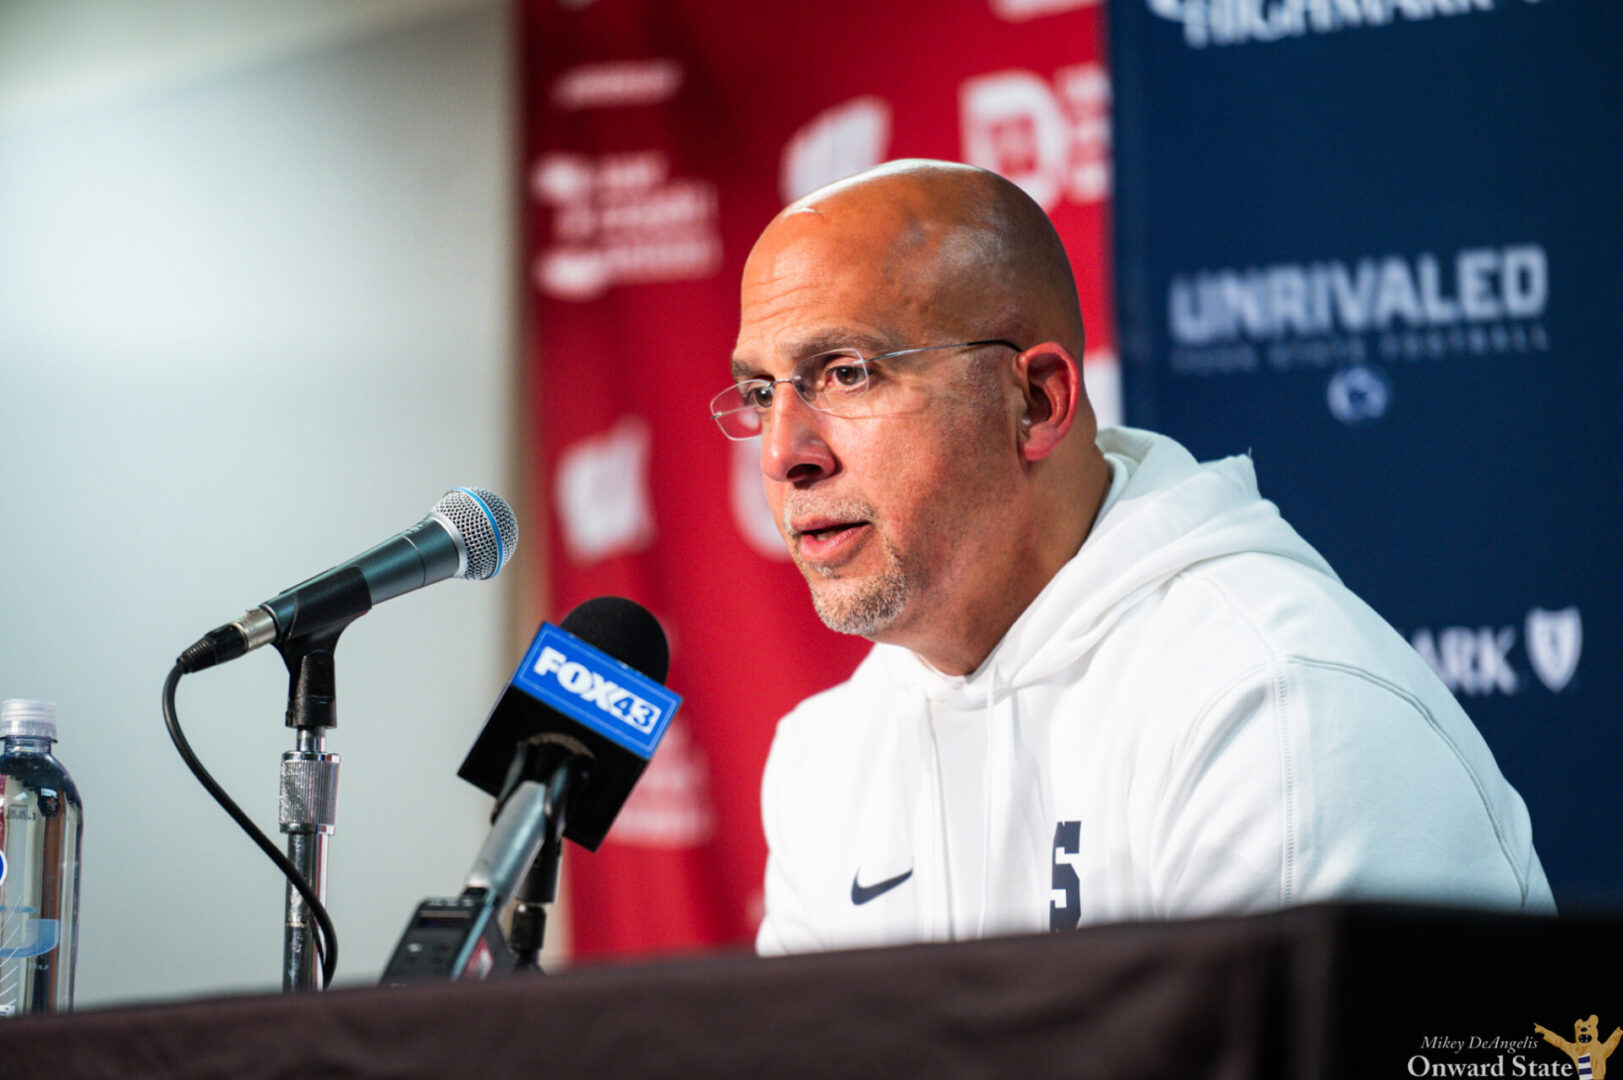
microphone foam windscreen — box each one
[456,594,673,825]
[559,596,669,683]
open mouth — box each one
[802,522,862,540]
[794,519,870,561]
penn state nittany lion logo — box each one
[1535,1015,1622,1080]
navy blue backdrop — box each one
[1110,0,1621,904]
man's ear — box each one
[1013,341,1082,462]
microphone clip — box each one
[271,567,373,731]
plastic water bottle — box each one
[0,699,83,1016]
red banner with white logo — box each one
[519,0,1116,958]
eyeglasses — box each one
[710,339,1020,440]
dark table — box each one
[0,903,1612,1079]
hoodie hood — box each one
[880,426,1339,701]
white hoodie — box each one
[757,427,1553,955]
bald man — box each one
[713,160,1553,955]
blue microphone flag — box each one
[509,623,681,760]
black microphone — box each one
[380,598,677,983]
[177,487,518,674]
[457,596,674,851]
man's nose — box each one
[760,388,835,484]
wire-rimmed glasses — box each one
[710,339,1020,440]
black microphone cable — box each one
[163,662,339,988]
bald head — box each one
[753,160,1086,361]
[734,160,1109,672]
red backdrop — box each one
[519,0,1116,958]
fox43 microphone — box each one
[382,597,679,984]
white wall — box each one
[0,0,524,1005]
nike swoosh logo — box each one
[850,868,913,905]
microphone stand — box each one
[276,625,347,992]
[506,754,576,971]
[475,738,587,972]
